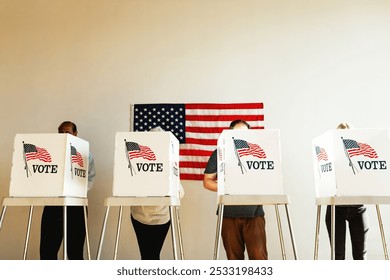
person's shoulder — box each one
[207,149,217,162]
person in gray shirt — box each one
[203,119,267,260]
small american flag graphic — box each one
[315,146,328,162]
[125,141,156,161]
[71,145,84,167]
[234,139,266,158]
[342,139,378,158]
[23,143,52,162]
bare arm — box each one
[203,172,218,192]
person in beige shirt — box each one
[130,126,184,260]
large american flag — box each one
[342,139,378,159]
[23,143,52,162]
[125,141,156,161]
[132,103,264,180]
[315,146,328,162]
[234,139,266,158]
[71,145,84,167]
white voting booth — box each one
[10,133,89,197]
[0,133,91,260]
[214,129,298,260]
[112,131,180,197]
[217,129,283,195]
[312,128,390,260]
[312,129,390,197]
[97,131,184,260]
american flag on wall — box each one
[342,138,378,159]
[234,139,267,159]
[131,103,264,180]
[23,143,52,162]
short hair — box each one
[229,119,250,129]
[337,122,351,129]
[58,121,77,133]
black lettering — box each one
[142,164,149,172]
[358,161,365,170]
[357,161,387,170]
[136,163,164,172]
[320,163,332,173]
[32,165,59,173]
[74,168,86,178]
[32,165,39,173]
[246,161,275,170]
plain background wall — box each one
[1,0,390,260]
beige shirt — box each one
[131,183,184,225]
[131,205,170,225]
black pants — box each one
[40,206,86,260]
[325,205,368,260]
[131,215,170,260]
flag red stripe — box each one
[180,149,213,156]
[186,126,264,133]
[186,115,264,122]
[185,127,226,133]
[185,138,217,145]
[179,173,205,180]
[185,103,263,110]
[179,161,208,168]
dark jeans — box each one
[40,206,86,260]
[131,215,170,260]
[325,205,368,260]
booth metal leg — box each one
[23,206,34,260]
[284,204,298,260]
[63,206,67,260]
[330,205,335,260]
[169,206,179,260]
[314,205,321,260]
[213,204,224,260]
[0,205,8,230]
[175,206,185,260]
[275,205,286,260]
[113,206,123,260]
[83,206,91,260]
[96,206,111,260]
[375,204,389,260]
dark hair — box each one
[58,121,77,133]
[229,119,250,129]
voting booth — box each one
[9,133,89,198]
[112,131,180,198]
[97,131,184,260]
[213,129,298,260]
[0,133,91,260]
[217,129,283,196]
[312,128,390,197]
[312,128,390,260]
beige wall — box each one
[1,0,390,260]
